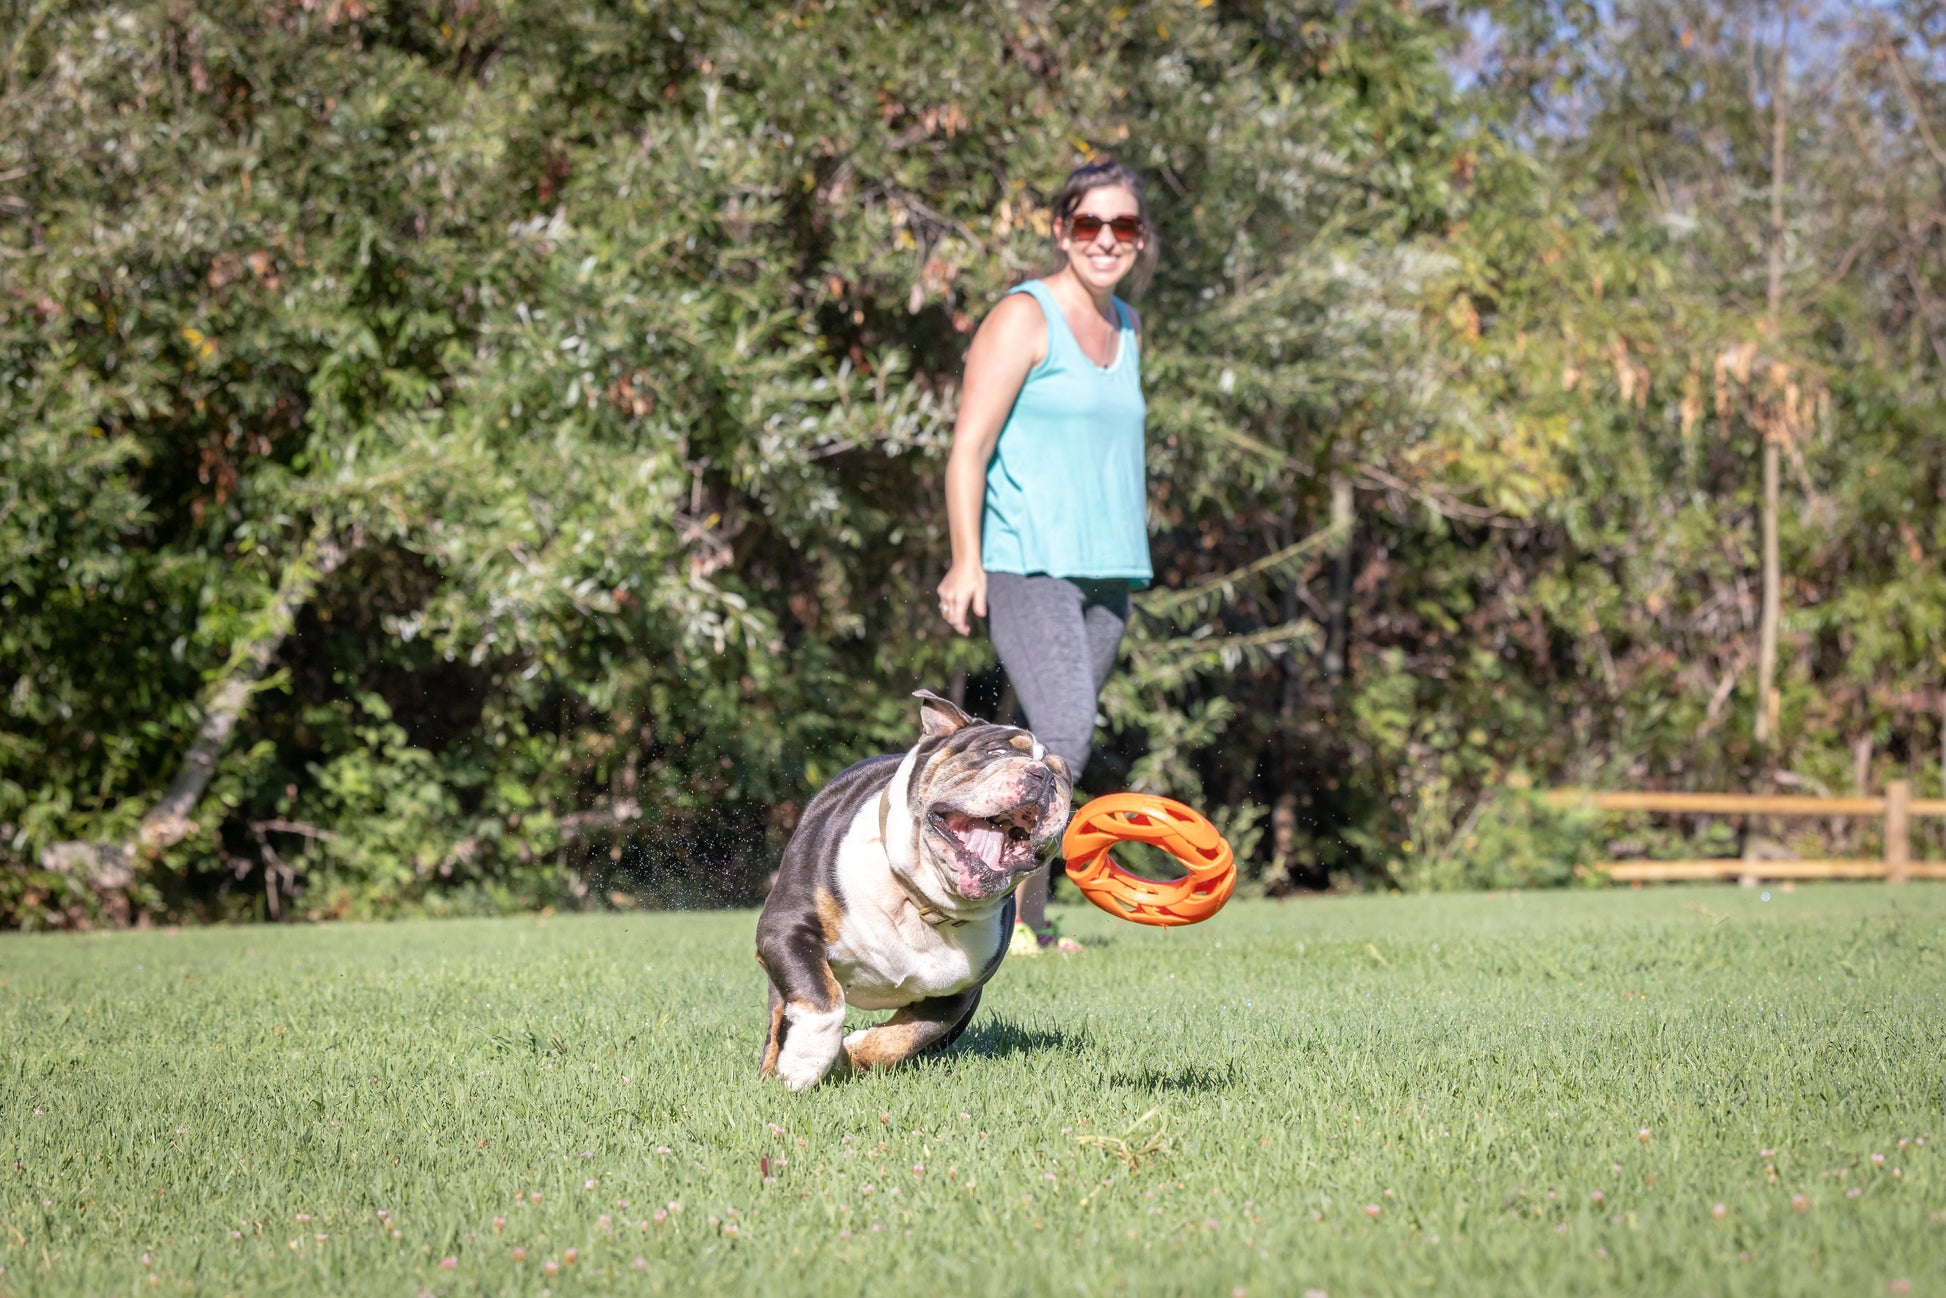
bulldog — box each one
[755,690,1073,1091]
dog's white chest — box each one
[827,817,1002,1011]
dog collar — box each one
[879,787,965,928]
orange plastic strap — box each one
[1061,794,1236,927]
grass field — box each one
[3,886,1944,1297]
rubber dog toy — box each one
[1060,794,1236,927]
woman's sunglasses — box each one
[1068,213,1144,245]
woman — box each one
[935,158,1158,955]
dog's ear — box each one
[913,689,976,737]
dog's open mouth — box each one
[929,804,1041,877]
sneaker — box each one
[1007,921,1042,958]
[1031,917,1084,954]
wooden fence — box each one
[1543,781,1946,883]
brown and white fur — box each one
[754,691,1072,1091]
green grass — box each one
[4,887,1945,1297]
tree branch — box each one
[435,799,643,878]
[1136,522,1346,618]
[1881,44,1946,177]
[555,799,644,839]
[38,531,349,893]
[1355,462,1515,527]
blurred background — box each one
[2,0,1941,926]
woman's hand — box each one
[936,563,987,636]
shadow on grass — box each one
[1107,1062,1240,1094]
[952,1015,1092,1061]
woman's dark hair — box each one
[1047,158,1160,295]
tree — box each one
[5,0,1945,925]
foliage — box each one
[1391,784,1602,891]
[2,0,1944,924]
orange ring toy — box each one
[1061,794,1236,927]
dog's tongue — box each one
[958,818,1005,869]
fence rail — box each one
[1543,781,1942,883]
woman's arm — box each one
[937,295,1046,635]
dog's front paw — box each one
[775,1053,830,1093]
[772,1003,846,1092]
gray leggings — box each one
[985,573,1129,779]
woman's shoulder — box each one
[993,282,1050,317]
[997,279,1057,320]
[974,289,1052,361]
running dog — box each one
[755,691,1072,1090]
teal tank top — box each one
[980,280,1152,583]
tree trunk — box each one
[1754,2,1790,751]
[1756,439,1781,743]
[39,533,348,896]
[1322,473,1355,681]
